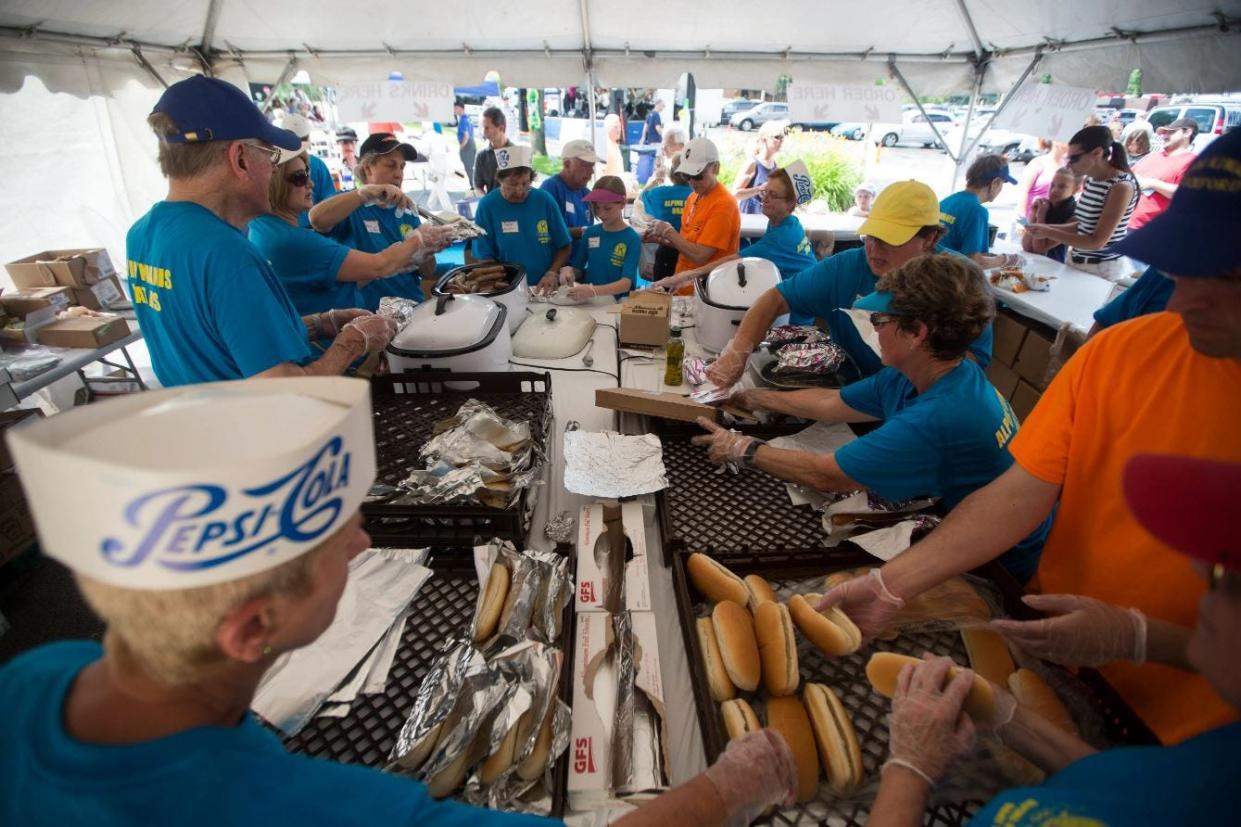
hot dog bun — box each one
[712,600,761,692]
[961,627,1016,686]
[479,712,525,784]
[804,683,864,794]
[516,708,555,780]
[720,698,762,741]
[788,593,862,656]
[393,721,442,772]
[754,601,799,696]
[697,616,737,701]
[865,652,998,722]
[688,553,749,605]
[766,696,821,802]
[744,574,778,609]
[1008,669,1078,736]
[473,563,509,643]
[426,747,473,798]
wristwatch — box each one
[741,438,764,468]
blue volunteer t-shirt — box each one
[248,214,356,316]
[539,174,593,259]
[969,722,1241,826]
[642,110,662,143]
[298,154,340,228]
[640,184,692,230]
[327,203,424,311]
[939,190,990,256]
[1092,266,1173,330]
[744,214,817,324]
[570,224,641,296]
[835,362,1050,581]
[473,188,572,286]
[126,201,312,387]
[0,642,560,827]
[775,246,993,378]
[457,116,474,145]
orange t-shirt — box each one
[672,183,741,294]
[1009,312,1241,744]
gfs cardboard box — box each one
[36,315,131,349]
[5,248,117,290]
[576,501,652,613]
[618,291,671,348]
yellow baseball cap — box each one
[857,180,941,246]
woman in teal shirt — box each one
[558,176,641,299]
[309,133,448,310]
[249,150,433,316]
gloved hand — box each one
[727,388,765,414]
[566,283,597,301]
[703,729,799,825]
[535,271,560,296]
[339,314,398,353]
[816,568,905,641]
[643,220,674,244]
[316,308,371,337]
[704,340,753,389]
[358,184,414,211]
[999,252,1026,268]
[647,274,687,293]
[692,417,757,465]
[414,224,454,253]
[884,655,978,786]
[990,594,1148,667]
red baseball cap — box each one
[1123,454,1240,571]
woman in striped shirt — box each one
[1024,126,1139,280]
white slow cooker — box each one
[387,294,512,379]
[694,257,783,353]
[432,262,529,333]
[512,306,597,359]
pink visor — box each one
[583,188,626,203]
[1123,454,1241,571]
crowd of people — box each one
[1,72,1238,827]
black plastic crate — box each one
[279,548,573,817]
[363,371,552,547]
[671,550,1156,826]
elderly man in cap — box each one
[0,378,799,826]
[705,179,993,388]
[277,112,338,209]
[335,126,359,190]
[820,129,1241,748]
[126,76,397,387]
[1130,117,1199,231]
[644,137,741,295]
[469,144,572,290]
[539,139,598,257]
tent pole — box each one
[950,62,985,190]
[578,0,596,149]
[586,64,598,147]
[130,45,168,89]
[960,50,1043,161]
[260,55,299,114]
[888,60,957,164]
[952,0,987,60]
[199,0,224,72]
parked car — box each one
[871,110,958,148]
[976,129,1041,164]
[731,101,789,131]
[1147,102,1241,151]
[718,98,759,126]
[790,117,839,132]
[830,122,868,140]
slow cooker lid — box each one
[703,257,781,308]
[390,294,505,352]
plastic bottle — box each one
[664,327,685,386]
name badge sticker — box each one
[588,236,601,248]
[502,221,520,234]
[566,202,577,214]
[363,220,381,234]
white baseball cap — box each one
[677,137,720,176]
[276,113,312,140]
[495,144,534,173]
[6,377,375,590]
[783,159,813,205]
[561,139,598,164]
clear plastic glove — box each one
[414,224,454,254]
[727,388,765,414]
[535,271,560,296]
[339,314,398,353]
[704,729,799,826]
[704,340,752,389]
[816,568,905,641]
[643,219,674,244]
[317,308,371,337]
[566,283,597,301]
[647,274,685,293]
[885,655,978,785]
[358,184,414,211]
[691,417,757,465]
[990,594,1147,667]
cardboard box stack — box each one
[0,410,43,568]
[985,309,1056,423]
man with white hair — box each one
[540,139,598,256]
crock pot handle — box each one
[737,261,747,288]
[435,293,454,316]
[545,308,558,322]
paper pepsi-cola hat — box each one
[495,144,534,173]
[783,159,814,205]
[6,377,375,590]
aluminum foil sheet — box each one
[562,431,668,498]
[531,551,572,645]
[378,296,420,333]
[762,324,830,348]
[497,553,544,643]
[609,611,636,793]
[772,341,847,375]
[544,510,575,544]
[0,350,62,381]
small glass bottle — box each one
[664,327,685,386]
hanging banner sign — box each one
[787,83,904,124]
[334,81,454,123]
[991,81,1095,141]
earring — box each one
[262,645,272,656]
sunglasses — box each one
[869,313,902,329]
[285,171,311,187]
[689,171,708,181]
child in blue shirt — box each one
[940,153,1023,269]
[560,176,641,299]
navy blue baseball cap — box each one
[1116,129,1241,277]
[151,76,301,150]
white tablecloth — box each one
[740,211,864,240]
[988,240,1120,333]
